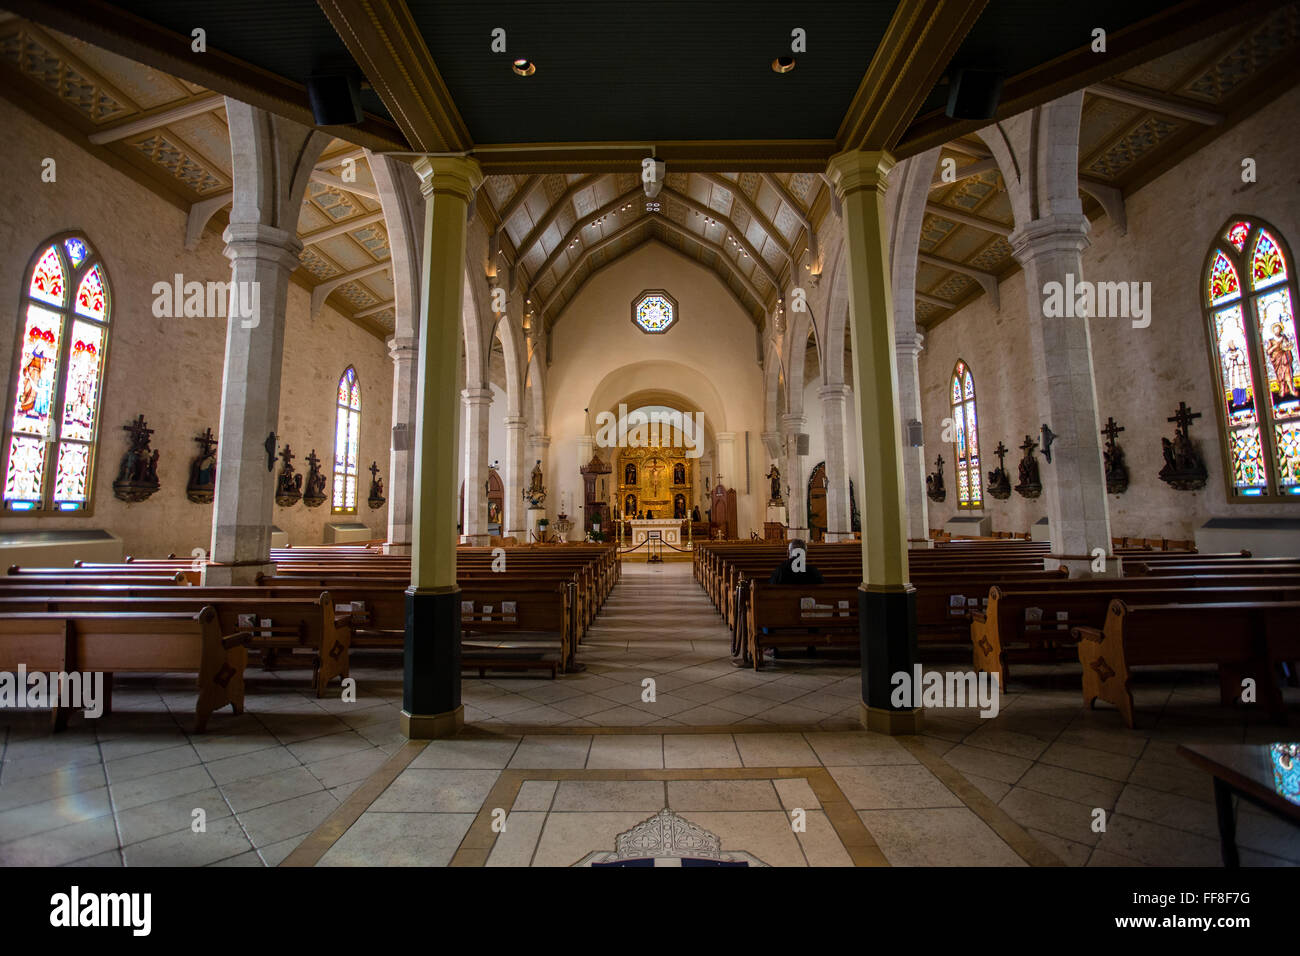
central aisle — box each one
[459,561,864,730]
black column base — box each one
[404,586,461,724]
[859,584,921,732]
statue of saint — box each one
[766,464,782,503]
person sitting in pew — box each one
[769,538,824,585]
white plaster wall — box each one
[0,96,392,557]
[919,84,1300,540]
[544,242,766,534]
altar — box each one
[628,518,685,547]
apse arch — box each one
[586,361,729,439]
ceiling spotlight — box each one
[512,59,536,77]
[772,56,795,74]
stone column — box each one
[575,434,595,532]
[404,155,483,740]
[503,415,527,538]
[1010,213,1113,571]
[827,148,920,735]
[385,333,417,554]
[205,101,326,586]
[714,432,736,492]
[460,387,492,544]
[895,331,930,545]
[782,413,808,540]
[819,384,852,541]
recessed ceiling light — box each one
[771,56,795,74]
[512,59,536,77]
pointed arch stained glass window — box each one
[951,360,981,509]
[332,367,361,513]
[4,234,111,513]
[1204,219,1300,498]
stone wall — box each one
[919,84,1300,541]
[0,96,392,558]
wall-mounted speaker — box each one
[907,419,924,447]
[307,73,363,127]
[796,433,810,456]
[391,423,409,452]
[945,68,1003,121]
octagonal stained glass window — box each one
[632,291,677,334]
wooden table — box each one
[1178,741,1300,867]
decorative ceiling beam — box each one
[916,291,955,309]
[353,299,396,318]
[4,0,405,152]
[895,0,1291,159]
[310,170,379,201]
[468,140,838,176]
[536,218,650,317]
[1087,81,1224,125]
[929,157,1000,189]
[917,252,999,309]
[761,173,813,231]
[837,0,989,151]
[310,259,390,319]
[1079,177,1127,235]
[695,172,794,265]
[924,202,1012,237]
[515,174,605,268]
[527,185,645,297]
[315,146,367,170]
[660,187,781,288]
[87,91,225,144]
[301,209,386,245]
[496,175,544,225]
[315,0,471,152]
[184,190,232,251]
[942,140,992,160]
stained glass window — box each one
[332,366,360,513]
[951,360,981,509]
[632,291,677,334]
[4,235,110,513]
[1204,219,1300,498]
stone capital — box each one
[780,414,807,431]
[826,149,896,200]
[1008,213,1091,265]
[528,434,551,450]
[818,383,852,403]
[413,155,484,203]
[461,387,493,407]
[894,331,925,355]
[222,222,302,269]
[388,334,417,360]
[503,416,527,430]
[715,431,737,444]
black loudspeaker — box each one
[945,68,1003,121]
[796,433,810,456]
[307,73,363,126]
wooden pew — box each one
[459,583,574,677]
[972,578,1300,685]
[744,582,861,670]
[1073,599,1300,728]
[0,609,248,732]
[0,594,349,697]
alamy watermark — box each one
[890,666,1000,718]
[593,403,705,458]
[1042,273,1151,329]
[152,274,260,328]
[0,666,105,718]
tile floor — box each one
[0,561,1296,866]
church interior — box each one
[1,0,1299,886]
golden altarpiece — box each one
[617,443,692,523]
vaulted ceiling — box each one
[2,1,1297,339]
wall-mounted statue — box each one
[926,454,946,502]
[673,462,686,485]
[1014,435,1042,499]
[1101,417,1130,495]
[367,461,386,510]
[113,414,160,502]
[766,463,783,505]
[1157,402,1208,491]
[523,459,547,508]
[302,449,328,508]
[186,427,218,504]
[274,444,302,507]
[987,441,1012,500]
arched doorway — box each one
[807,462,829,542]
[459,467,505,537]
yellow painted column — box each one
[826,149,921,735]
[402,155,483,739]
